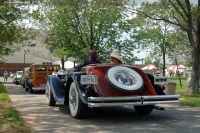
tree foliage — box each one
[0,0,35,63]
[139,0,199,94]
[129,16,177,75]
[115,0,199,94]
[34,0,136,63]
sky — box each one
[133,51,147,64]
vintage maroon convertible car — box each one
[45,64,180,119]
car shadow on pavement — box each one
[57,103,173,122]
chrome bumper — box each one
[32,84,46,90]
[32,87,46,90]
[87,94,180,107]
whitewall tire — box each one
[69,82,87,119]
[105,66,144,93]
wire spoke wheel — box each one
[69,82,87,119]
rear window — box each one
[48,67,54,71]
[48,66,60,71]
[36,66,46,71]
[17,72,23,75]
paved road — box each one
[1,77,200,133]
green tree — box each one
[143,53,160,68]
[139,0,199,94]
[0,0,35,63]
[144,56,152,65]
[33,0,135,65]
[129,16,177,76]
[115,0,199,94]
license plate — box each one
[81,75,98,84]
[154,76,168,85]
[40,84,46,87]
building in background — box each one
[0,30,59,76]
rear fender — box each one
[128,67,157,95]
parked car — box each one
[13,71,23,85]
[26,62,60,93]
[45,64,180,119]
[19,67,30,89]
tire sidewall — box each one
[28,83,33,94]
[46,82,50,101]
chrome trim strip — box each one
[88,102,142,107]
[88,96,142,101]
[142,95,180,100]
[142,100,180,105]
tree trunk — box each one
[162,42,166,76]
[188,1,200,94]
[188,48,200,94]
[61,57,65,70]
[162,52,165,76]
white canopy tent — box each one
[142,64,157,70]
[167,65,186,72]
[167,64,187,76]
[53,60,76,70]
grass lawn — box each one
[170,77,200,107]
[0,82,31,133]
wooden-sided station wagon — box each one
[26,62,60,93]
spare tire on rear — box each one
[105,66,144,93]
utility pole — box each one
[24,50,27,64]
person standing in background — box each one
[3,71,9,83]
